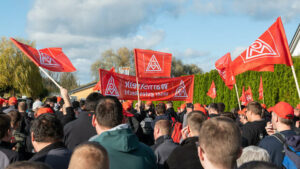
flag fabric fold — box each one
[134,48,172,78]
[231,17,293,76]
[207,80,217,99]
[10,38,76,72]
[215,53,236,90]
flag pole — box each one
[291,65,300,99]
[136,76,140,102]
[234,84,241,110]
[39,67,61,89]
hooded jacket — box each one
[90,124,157,169]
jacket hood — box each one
[90,124,140,152]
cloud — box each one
[231,46,246,59]
[27,0,186,84]
[192,0,300,21]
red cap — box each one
[297,104,300,110]
[146,101,152,106]
[180,104,186,109]
[9,97,17,105]
[122,102,131,111]
[57,96,62,103]
[35,107,54,118]
[0,98,5,105]
[238,108,247,116]
[194,103,207,115]
[272,102,294,119]
[261,104,266,109]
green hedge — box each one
[172,57,300,111]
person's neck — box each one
[96,125,112,136]
[276,123,292,132]
[34,142,54,152]
[203,161,232,169]
[250,115,262,122]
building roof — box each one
[69,81,97,94]
[290,24,300,56]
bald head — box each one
[68,142,109,169]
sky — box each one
[1,0,300,85]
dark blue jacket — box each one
[259,130,296,168]
[0,141,20,169]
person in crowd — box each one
[152,119,177,169]
[166,101,178,122]
[259,101,296,168]
[217,102,225,114]
[90,96,157,169]
[177,103,186,123]
[197,116,242,169]
[193,103,207,116]
[220,111,237,121]
[293,104,300,128]
[166,111,207,169]
[236,146,270,167]
[238,161,280,169]
[3,97,18,114]
[241,101,267,147]
[32,100,42,114]
[71,101,80,118]
[0,114,20,169]
[7,110,26,153]
[29,113,71,169]
[54,88,76,126]
[152,102,170,129]
[207,103,219,118]
[79,100,86,112]
[182,103,193,128]
[64,92,103,150]
[68,142,109,169]
[6,161,52,169]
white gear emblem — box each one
[146,55,162,72]
[174,80,188,98]
[104,76,119,97]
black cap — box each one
[186,103,193,109]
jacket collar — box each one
[181,136,198,145]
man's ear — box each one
[31,132,35,142]
[198,146,205,161]
[92,114,97,127]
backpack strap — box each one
[272,132,286,144]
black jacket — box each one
[29,142,71,169]
[166,108,178,122]
[55,107,76,126]
[151,135,178,169]
[165,137,203,169]
[241,120,267,147]
[63,111,97,150]
[0,141,20,169]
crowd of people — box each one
[0,87,299,169]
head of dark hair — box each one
[209,103,218,111]
[155,102,166,115]
[72,101,80,109]
[7,110,21,127]
[30,113,63,142]
[217,102,225,114]
[247,101,262,116]
[238,161,279,169]
[166,101,173,107]
[221,112,237,121]
[85,93,103,112]
[6,161,52,169]
[80,100,86,107]
[0,114,11,139]
[95,96,123,128]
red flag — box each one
[259,76,264,100]
[231,17,293,76]
[10,38,76,72]
[245,86,254,104]
[240,86,247,105]
[93,67,115,91]
[99,69,194,102]
[215,53,236,90]
[207,81,216,99]
[134,48,172,78]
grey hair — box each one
[237,146,270,167]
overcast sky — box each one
[1,0,300,84]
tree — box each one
[171,57,203,77]
[0,37,44,97]
[59,72,79,91]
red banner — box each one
[10,38,76,72]
[99,69,194,102]
[207,80,216,99]
[134,48,172,78]
[93,67,115,91]
[215,53,236,90]
[259,76,264,100]
[231,17,293,76]
[240,86,246,105]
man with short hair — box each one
[3,97,18,114]
[6,161,52,169]
[152,120,177,169]
[241,101,267,146]
[166,101,178,122]
[166,111,206,169]
[152,102,170,129]
[208,103,219,118]
[259,101,296,168]
[90,96,157,169]
[29,113,71,169]
[197,116,242,169]
[182,103,193,127]
[0,114,19,169]
[64,92,103,150]
[68,142,109,169]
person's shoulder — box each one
[0,147,19,160]
[259,134,280,147]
